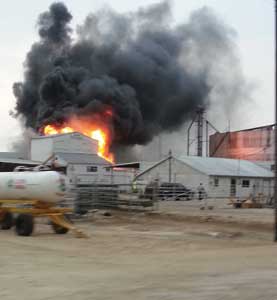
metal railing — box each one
[66,184,156,215]
[64,181,274,215]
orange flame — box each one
[42,116,114,163]
[44,125,59,135]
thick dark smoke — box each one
[13,1,246,154]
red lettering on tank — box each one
[14,179,26,189]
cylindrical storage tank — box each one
[0,171,67,204]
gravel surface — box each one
[0,207,276,300]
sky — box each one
[0,0,274,151]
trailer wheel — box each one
[234,203,242,209]
[15,214,34,236]
[1,212,13,230]
[52,223,69,234]
[51,215,70,234]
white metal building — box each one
[30,133,112,185]
[135,156,274,199]
[31,132,98,160]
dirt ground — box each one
[1,204,277,300]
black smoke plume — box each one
[13,1,246,154]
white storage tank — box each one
[0,171,67,204]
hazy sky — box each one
[0,0,274,150]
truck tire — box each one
[15,214,34,236]
[1,212,13,230]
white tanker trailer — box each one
[0,171,67,203]
[0,169,85,237]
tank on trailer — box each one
[0,169,86,237]
[0,171,67,204]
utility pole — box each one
[259,3,277,242]
[196,107,204,157]
[168,150,172,183]
[206,120,209,157]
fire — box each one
[61,127,74,134]
[42,116,114,163]
[44,125,59,135]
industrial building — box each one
[209,124,274,161]
[0,133,154,187]
[30,132,112,186]
[134,156,274,200]
[0,129,273,203]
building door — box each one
[253,179,260,197]
[230,178,236,197]
[262,179,271,200]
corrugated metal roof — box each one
[55,152,111,165]
[33,132,95,141]
[178,156,274,178]
[0,157,40,165]
[0,152,26,159]
[252,161,274,171]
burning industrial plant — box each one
[12,1,248,161]
[42,111,115,162]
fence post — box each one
[152,180,159,211]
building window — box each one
[242,180,250,188]
[214,178,219,187]
[87,166,98,172]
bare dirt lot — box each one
[1,204,277,300]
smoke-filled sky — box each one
[0,0,273,152]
